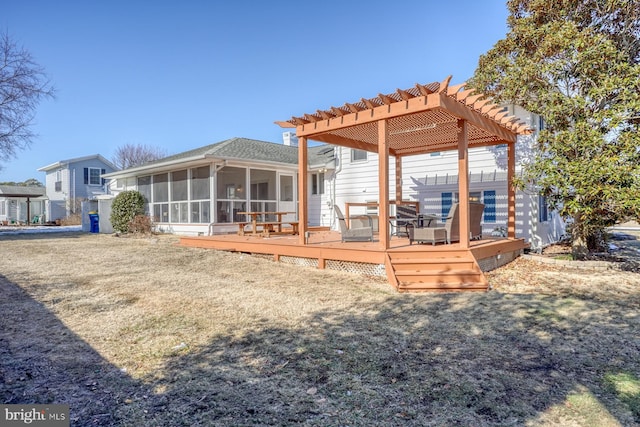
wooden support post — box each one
[457,119,470,248]
[378,120,390,249]
[507,140,516,239]
[298,135,308,245]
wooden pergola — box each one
[276,76,532,249]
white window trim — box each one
[88,167,102,186]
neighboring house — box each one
[0,185,46,224]
[317,105,566,251]
[104,137,334,235]
[38,154,117,221]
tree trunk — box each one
[572,234,588,260]
[571,214,589,260]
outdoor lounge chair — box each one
[407,202,485,245]
[334,205,374,242]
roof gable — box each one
[38,154,117,172]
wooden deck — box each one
[179,229,527,292]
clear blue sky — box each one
[2,1,509,183]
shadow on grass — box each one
[2,273,639,426]
[0,275,151,426]
[137,291,640,426]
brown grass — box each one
[1,232,639,426]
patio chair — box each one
[407,202,484,245]
[390,204,418,237]
[334,205,374,242]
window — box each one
[351,149,367,162]
[190,166,210,200]
[151,173,169,222]
[453,192,481,203]
[441,192,453,220]
[55,170,62,192]
[311,172,324,195]
[538,195,549,222]
[280,175,293,201]
[483,190,496,223]
[216,166,246,223]
[84,167,103,186]
[170,170,188,223]
[137,176,151,215]
[0,200,5,216]
[190,166,210,223]
[430,152,441,157]
[171,170,188,201]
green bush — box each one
[110,191,146,233]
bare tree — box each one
[0,32,54,166]
[112,143,167,170]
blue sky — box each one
[2,1,509,183]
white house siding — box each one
[327,109,566,250]
[328,147,397,226]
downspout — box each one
[331,146,342,229]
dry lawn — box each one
[1,232,639,426]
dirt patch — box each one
[1,232,639,426]
[528,231,640,272]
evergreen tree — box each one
[470,0,640,259]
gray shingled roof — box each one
[132,137,334,169]
[0,185,46,197]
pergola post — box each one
[507,140,516,239]
[457,119,470,249]
[298,136,308,245]
[378,119,390,249]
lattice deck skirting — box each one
[325,260,386,277]
[279,255,319,269]
[279,255,386,277]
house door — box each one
[278,174,296,221]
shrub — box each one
[128,214,153,235]
[60,213,82,226]
[110,191,145,233]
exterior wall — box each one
[46,200,67,222]
[108,160,299,236]
[43,158,116,220]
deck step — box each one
[388,252,488,291]
[397,282,488,292]
[394,269,480,278]
[389,256,470,265]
